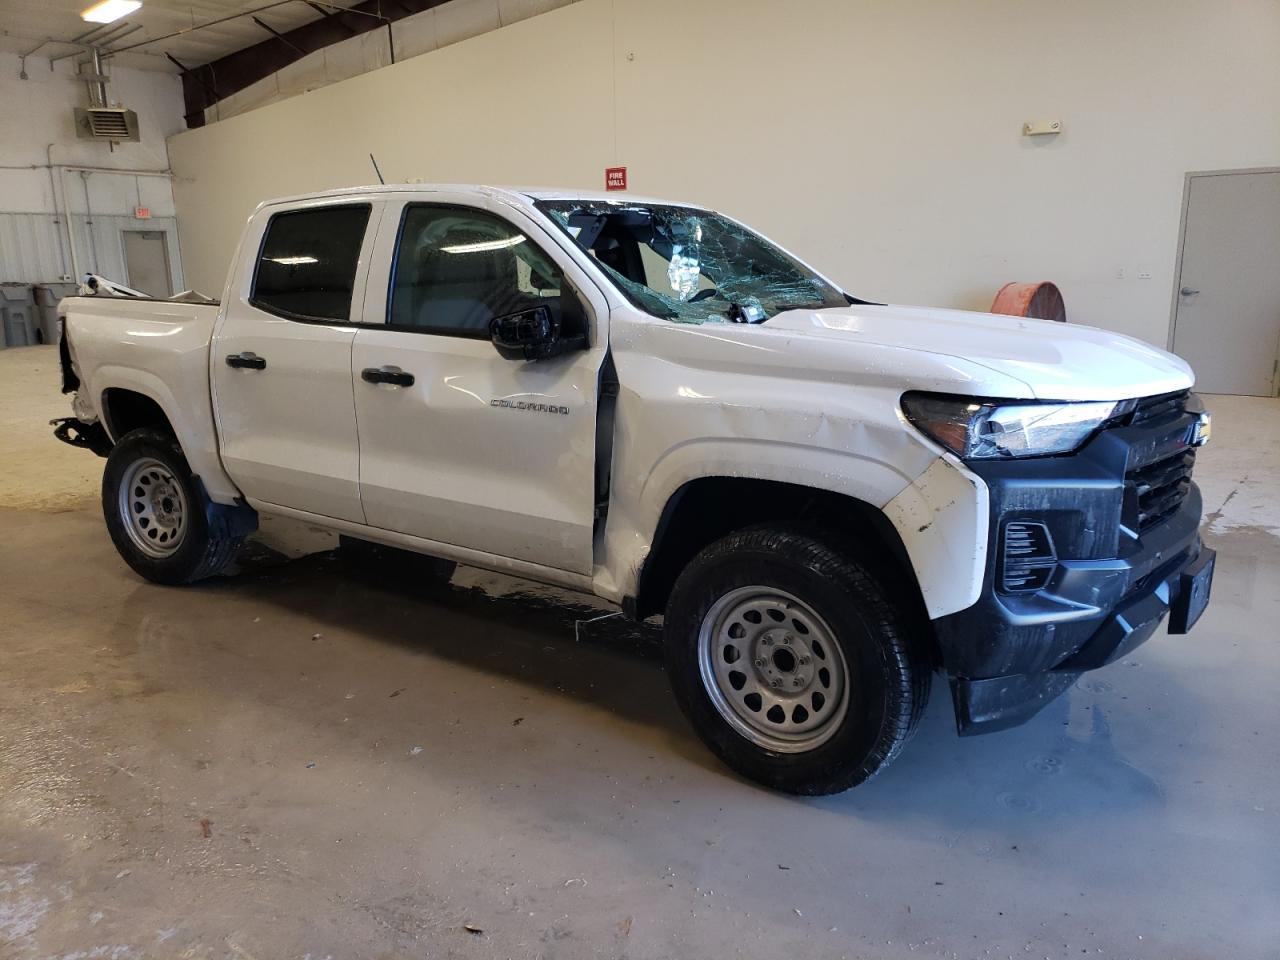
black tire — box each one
[337,535,457,585]
[664,526,930,795]
[102,428,243,585]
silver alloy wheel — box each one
[118,456,188,558]
[697,585,850,753]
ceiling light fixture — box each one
[81,0,142,24]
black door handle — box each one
[361,366,415,387]
[225,352,266,370]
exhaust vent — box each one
[74,107,140,142]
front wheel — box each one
[102,429,243,585]
[664,526,930,795]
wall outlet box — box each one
[1022,120,1063,136]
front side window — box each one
[388,205,577,338]
[251,205,371,322]
[534,200,848,325]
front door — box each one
[1172,169,1280,397]
[352,197,607,574]
[211,200,380,523]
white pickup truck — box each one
[55,184,1216,794]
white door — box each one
[1172,169,1280,397]
[352,197,608,574]
[211,200,381,523]
[122,230,172,297]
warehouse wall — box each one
[0,51,185,288]
[169,0,1280,346]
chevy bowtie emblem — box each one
[1191,411,1212,447]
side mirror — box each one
[490,305,586,361]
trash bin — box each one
[0,283,37,348]
[33,282,78,346]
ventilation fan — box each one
[74,106,140,142]
[73,49,140,142]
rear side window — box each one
[251,205,371,322]
[388,205,572,338]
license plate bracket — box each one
[1169,547,1216,634]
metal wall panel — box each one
[0,214,74,282]
[0,212,184,293]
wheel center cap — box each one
[755,629,814,690]
[771,647,797,673]
[151,484,179,524]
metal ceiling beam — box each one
[46,21,139,63]
[166,52,219,102]
[175,0,448,129]
[99,25,145,55]
[308,1,391,22]
[251,15,308,56]
[108,0,301,56]
[303,1,361,34]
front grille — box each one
[1129,448,1196,533]
[1130,389,1189,426]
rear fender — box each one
[89,364,241,505]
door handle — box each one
[225,351,267,370]
[361,365,415,388]
[1180,286,1200,296]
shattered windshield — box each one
[534,200,848,324]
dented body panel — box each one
[595,307,1015,617]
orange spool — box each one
[990,281,1066,322]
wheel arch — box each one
[629,476,937,666]
[100,387,175,442]
[87,365,243,505]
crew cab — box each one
[54,184,1216,794]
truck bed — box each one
[59,295,240,503]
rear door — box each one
[211,199,382,522]
[351,194,608,573]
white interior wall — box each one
[0,51,185,288]
[169,0,1280,346]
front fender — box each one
[599,432,987,619]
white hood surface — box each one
[765,304,1194,402]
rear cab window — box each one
[250,204,372,322]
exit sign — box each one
[605,166,627,191]
[134,206,151,219]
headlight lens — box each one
[901,393,1119,459]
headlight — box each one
[901,392,1119,459]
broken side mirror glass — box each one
[490,305,586,361]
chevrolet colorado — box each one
[54,184,1216,794]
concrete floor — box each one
[1,343,1277,960]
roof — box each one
[254,183,708,211]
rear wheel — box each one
[664,526,929,795]
[102,429,242,585]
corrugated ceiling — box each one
[0,0,334,71]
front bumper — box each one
[933,393,1214,735]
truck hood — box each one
[764,304,1193,401]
